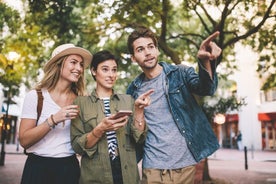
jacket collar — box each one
[90,89,120,102]
[132,61,178,88]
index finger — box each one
[141,89,154,98]
[67,105,79,109]
[203,31,220,45]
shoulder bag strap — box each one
[36,89,44,126]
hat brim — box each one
[46,47,92,69]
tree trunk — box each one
[203,158,212,181]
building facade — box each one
[216,43,276,151]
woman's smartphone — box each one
[112,110,133,119]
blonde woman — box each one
[19,44,92,184]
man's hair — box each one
[90,50,118,80]
[127,26,158,55]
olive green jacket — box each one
[71,90,147,184]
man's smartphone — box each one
[112,110,133,119]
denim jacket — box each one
[127,61,220,162]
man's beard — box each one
[142,58,158,70]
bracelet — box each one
[50,114,58,125]
[46,118,55,129]
[135,118,144,126]
[91,129,101,138]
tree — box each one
[0,52,21,166]
[0,1,41,88]
[106,0,275,89]
[3,0,275,90]
[1,0,99,87]
[0,3,22,93]
[199,89,246,181]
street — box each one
[0,145,276,184]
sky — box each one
[3,0,23,13]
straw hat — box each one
[45,43,92,69]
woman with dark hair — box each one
[71,50,153,184]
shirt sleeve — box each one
[70,97,98,158]
[130,121,148,144]
[21,89,37,119]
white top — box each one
[21,89,75,157]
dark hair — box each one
[127,26,158,55]
[90,50,118,80]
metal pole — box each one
[0,96,10,166]
[251,144,254,159]
[0,115,8,166]
[0,127,6,166]
[244,146,248,170]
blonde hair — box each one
[35,55,85,95]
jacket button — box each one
[183,130,185,133]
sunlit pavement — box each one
[0,144,26,184]
[207,148,276,184]
[0,144,276,184]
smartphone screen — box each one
[112,110,133,119]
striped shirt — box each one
[102,98,118,160]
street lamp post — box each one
[0,88,13,166]
[214,113,226,149]
[0,117,7,166]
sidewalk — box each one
[0,144,276,184]
[207,148,276,184]
[3,142,25,155]
[0,144,26,184]
[209,147,276,162]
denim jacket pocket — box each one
[169,83,189,110]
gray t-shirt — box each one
[137,70,197,169]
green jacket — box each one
[71,90,147,184]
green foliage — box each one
[95,0,275,88]
[0,54,21,96]
[252,24,276,91]
[202,95,247,122]
[0,3,20,36]
[0,2,23,93]
[194,76,246,122]
[1,0,275,95]
[26,0,77,41]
